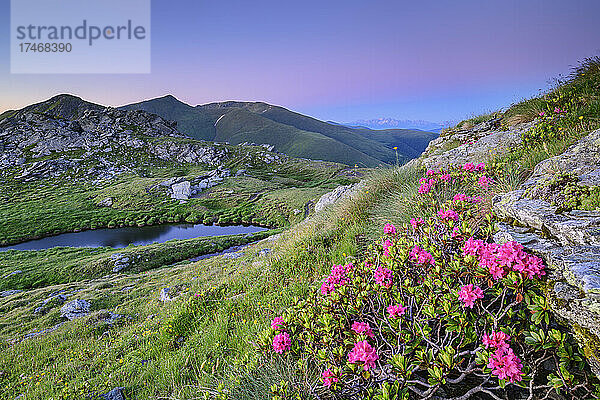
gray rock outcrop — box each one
[492,129,600,376]
[100,387,126,400]
[171,181,192,200]
[60,299,91,320]
[315,181,365,213]
[420,120,536,169]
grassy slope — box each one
[257,105,436,161]
[121,97,438,166]
[0,165,422,400]
[212,108,384,166]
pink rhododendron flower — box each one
[463,238,485,256]
[463,162,476,171]
[482,330,511,351]
[458,284,484,308]
[322,369,338,386]
[487,347,523,383]
[488,264,506,280]
[410,246,435,266]
[539,111,545,116]
[374,265,393,288]
[321,263,354,295]
[451,226,461,238]
[438,209,459,221]
[387,303,406,318]
[440,173,451,182]
[453,193,470,202]
[418,183,432,194]
[347,341,378,370]
[271,316,284,330]
[383,223,396,235]
[426,169,436,176]
[272,332,291,354]
[410,218,425,229]
[476,162,486,171]
[351,321,375,338]
[478,175,493,188]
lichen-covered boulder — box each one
[493,129,600,378]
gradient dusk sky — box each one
[1,0,599,123]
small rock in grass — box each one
[100,387,126,400]
[60,299,91,320]
[0,289,23,297]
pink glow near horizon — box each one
[1,0,599,122]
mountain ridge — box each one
[121,95,438,166]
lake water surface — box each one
[0,224,267,252]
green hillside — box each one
[121,96,438,166]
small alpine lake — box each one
[0,223,268,252]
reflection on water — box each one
[0,224,267,251]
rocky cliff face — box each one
[0,95,283,183]
[420,122,600,377]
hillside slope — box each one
[121,96,437,166]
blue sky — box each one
[1,0,599,123]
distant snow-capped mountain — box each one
[343,118,451,133]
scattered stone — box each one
[94,310,124,325]
[315,181,365,213]
[159,285,184,302]
[0,289,23,297]
[111,253,131,273]
[171,181,192,200]
[60,299,91,320]
[223,252,244,260]
[258,248,271,257]
[98,197,113,207]
[23,322,64,341]
[2,270,22,278]
[420,120,536,169]
[100,387,126,400]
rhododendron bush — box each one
[261,165,598,400]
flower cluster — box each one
[382,239,394,257]
[272,332,291,354]
[418,163,488,195]
[482,330,511,352]
[384,223,396,235]
[409,245,435,266]
[374,265,393,288]
[347,340,378,370]
[463,238,545,280]
[322,369,338,387]
[351,322,374,338]
[410,217,425,229]
[462,162,486,172]
[478,175,493,189]
[457,284,484,308]
[483,332,523,383]
[321,263,354,295]
[437,208,459,221]
[387,303,406,318]
[262,163,596,399]
[271,316,285,330]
